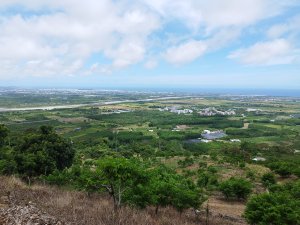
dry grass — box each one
[245,164,270,177]
[0,176,247,225]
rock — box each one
[0,196,9,204]
[0,202,66,225]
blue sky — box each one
[0,0,300,90]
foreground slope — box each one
[0,176,246,225]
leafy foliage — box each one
[261,172,276,187]
[244,181,300,225]
[0,124,9,147]
[14,126,75,178]
[219,177,252,200]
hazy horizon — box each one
[1,86,300,98]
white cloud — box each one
[0,0,298,78]
[164,40,207,65]
[143,0,296,31]
[144,59,158,69]
[106,40,146,68]
[228,39,299,65]
[267,15,300,38]
[0,0,160,77]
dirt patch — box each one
[242,123,249,129]
[208,197,246,217]
[175,125,190,130]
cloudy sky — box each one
[0,0,300,89]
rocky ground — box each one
[0,191,65,225]
[0,203,65,225]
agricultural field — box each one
[1,89,300,224]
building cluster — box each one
[198,107,236,116]
[158,106,237,116]
[158,106,193,114]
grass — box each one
[0,176,246,225]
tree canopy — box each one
[14,126,75,178]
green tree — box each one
[147,166,203,214]
[171,178,202,214]
[269,162,292,177]
[95,157,147,209]
[0,124,9,147]
[0,146,16,175]
[244,192,300,225]
[261,172,276,187]
[219,177,252,200]
[15,126,74,181]
[122,165,204,214]
[197,167,219,189]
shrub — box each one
[269,162,292,177]
[246,170,256,181]
[244,192,300,225]
[261,172,276,187]
[197,171,218,189]
[219,177,252,200]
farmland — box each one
[0,88,300,224]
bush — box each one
[197,171,218,190]
[268,162,292,177]
[219,177,252,200]
[246,170,256,181]
[261,172,276,187]
[244,192,300,225]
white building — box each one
[252,157,266,162]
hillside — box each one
[0,176,247,225]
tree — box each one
[244,192,300,225]
[95,157,148,209]
[219,177,252,200]
[14,126,75,181]
[197,171,218,189]
[261,172,276,187]
[171,178,202,214]
[269,162,292,177]
[122,165,204,214]
[146,166,203,214]
[0,124,9,147]
[0,146,17,175]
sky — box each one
[0,0,300,90]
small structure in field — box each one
[201,130,226,140]
[252,157,266,162]
[199,139,212,143]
